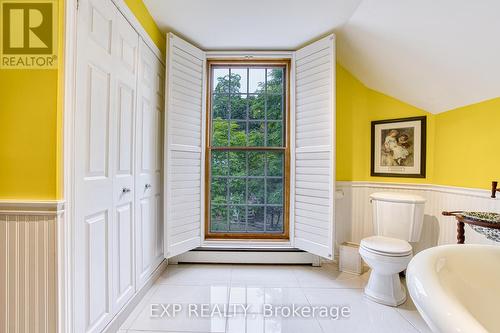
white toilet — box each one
[359,192,426,306]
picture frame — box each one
[371,116,426,178]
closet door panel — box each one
[135,83,154,287]
[74,0,116,331]
[114,203,134,301]
[154,103,164,261]
[85,212,110,331]
[139,197,152,275]
[135,39,165,289]
[154,191,163,258]
[111,10,138,312]
[75,0,147,330]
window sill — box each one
[200,239,293,249]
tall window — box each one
[206,61,289,239]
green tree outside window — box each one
[209,66,286,235]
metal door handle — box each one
[145,184,152,189]
[122,187,131,193]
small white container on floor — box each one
[339,242,363,275]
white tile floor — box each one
[119,263,431,333]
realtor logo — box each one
[1,0,57,69]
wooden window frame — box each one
[204,59,291,240]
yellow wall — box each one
[1,0,497,200]
[336,64,499,190]
[0,70,58,199]
[336,65,435,184]
[434,97,500,189]
[0,0,64,200]
[0,0,164,200]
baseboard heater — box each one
[169,247,321,265]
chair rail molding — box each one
[337,181,495,199]
[0,200,65,333]
[0,200,65,214]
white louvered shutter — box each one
[164,33,206,258]
[293,35,336,259]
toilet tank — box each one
[370,192,426,242]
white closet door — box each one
[135,39,165,289]
[111,10,138,311]
[164,33,205,258]
[293,35,336,260]
[74,0,137,331]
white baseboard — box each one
[102,260,167,333]
[172,250,321,265]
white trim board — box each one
[61,0,78,331]
[0,200,65,213]
[336,181,498,200]
[205,50,294,59]
[171,250,321,265]
[202,240,293,249]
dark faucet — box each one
[492,181,500,198]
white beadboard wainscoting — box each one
[0,201,64,333]
[335,181,500,254]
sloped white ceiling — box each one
[336,0,500,113]
[144,0,500,113]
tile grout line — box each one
[394,306,425,333]
[296,277,327,333]
[225,265,234,333]
[121,264,426,333]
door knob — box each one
[145,184,152,189]
[122,187,131,193]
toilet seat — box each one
[360,236,412,257]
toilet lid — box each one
[360,236,412,255]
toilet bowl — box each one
[359,192,426,307]
[360,236,413,306]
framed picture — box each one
[371,116,426,178]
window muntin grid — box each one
[208,64,287,236]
